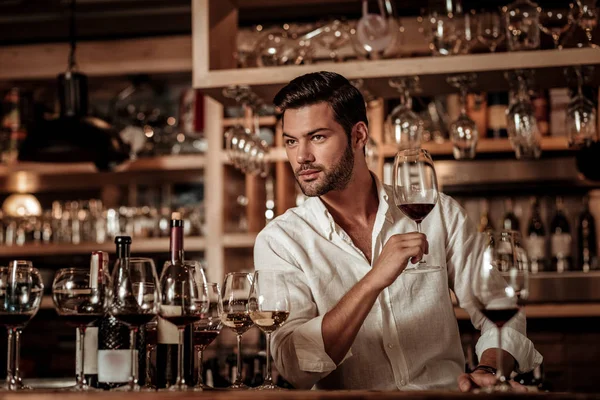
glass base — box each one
[193,383,215,391]
[111,383,142,392]
[404,264,441,274]
[140,384,157,392]
[61,384,102,392]
[228,381,250,390]
[253,383,286,391]
[165,383,195,391]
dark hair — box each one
[273,71,368,140]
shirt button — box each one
[387,343,393,349]
[400,380,406,386]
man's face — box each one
[282,102,354,197]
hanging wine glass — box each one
[505,70,542,160]
[477,11,506,52]
[316,19,353,62]
[351,0,400,60]
[503,0,541,51]
[426,10,466,56]
[447,74,479,160]
[538,7,573,49]
[575,0,599,48]
[386,77,423,150]
[565,66,597,148]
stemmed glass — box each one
[565,66,597,148]
[52,267,110,391]
[220,272,255,389]
[472,230,529,392]
[503,0,541,51]
[248,270,291,390]
[111,257,160,391]
[386,77,423,150]
[447,74,479,160]
[392,149,440,273]
[575,0,599,48]
[159,259,207,391]
[505,70,542,160]
[192,283,223,391]
[538,8,572,49]
[477,12,505,52]
[0,261,43,391]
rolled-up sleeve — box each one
[442,194,543,373]
[254,226,348,389]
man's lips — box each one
[298,169,320,176]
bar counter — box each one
[2,390,600,400]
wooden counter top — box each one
[1,389,599,400]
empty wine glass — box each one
[111,257,160,391]
[393,149,440,273]
[472,230,529,392]
[52,266,110,391]
[220,272,254,389]
[192,283,222,391]
[351,0,399,60]
[316,19,352,62]
[0,261,43,391]
[503,0,541,51]
[159,260,207,391]
[386,78,423,150]
[505,70,542,160]
[565,66,597,148]
[447,74,479,160]
[477,11,506,52]
[248,271,291,390]
[538,8,573,49]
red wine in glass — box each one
[482,307,520,328]
[116,314,157,328]
[397,203,435,224]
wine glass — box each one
[52,267,110,391]
[565,66,597,148]
[111,257,160,391]
[392,149,440,273]
[220,272,254,389]
[192,283,223,391]
[503,0,541,51]
[477,11,505,52]
[248,270,291,390]
[0,261,43,391]
[472,230,529,392]
[538,8,573,49]
[159,259,207,391]
[386,77,423,150]
[575,0,599,48]
[141,318,158,391]
[447,74,479,160]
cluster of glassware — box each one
[0,200,205,246]
[237,0,598,67]
[223,86,271,177]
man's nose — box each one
[296,142,315,164]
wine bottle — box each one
[96,242,132,389]
[550,197,572,273]
[477,199,494,233]
[156,213,183,388]
[526,197,547,273]
[577,195,597,272]
[502,198,520,232]
[486,92,509,139]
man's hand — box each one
[364,232,429,291]
[457,370,527,392]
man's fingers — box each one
[457,374,472,392]
[509,380,528,393]
[396,238,429,256]
[404,246,424,264]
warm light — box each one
[7,171,40,193]
[2,193,42,217]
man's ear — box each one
[352,121,369,150]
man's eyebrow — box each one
[282,127,331,138]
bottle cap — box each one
[171,211,182,220]
[114,236,132,245]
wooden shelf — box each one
[195,48,600,105]
[222,116,278,127]
[454,303,600,320]
[381,137,570,158]
[0,35,191,81]
[0,236,206,257]
[223,232,257,248]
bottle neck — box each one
[116,243,131,260]
[170,220,184,264]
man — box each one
[253,71,542,391]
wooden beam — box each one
[0,36,192,80]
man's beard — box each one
[295,143,355,197]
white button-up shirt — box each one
[254,177,543,390]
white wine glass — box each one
[220,272,254,390]
[248,270,291,390]
[393,149,440,273]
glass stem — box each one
[77,327,87,388]
[14,329,22,385]
[264,332,273,386]
[176,328,185,386]
[459,85,468,116]
[416,222,426,265]
[235,334,243,385]
[129,328,138,390]
[196,346,204,387]
[144,345,153,387]
[6,328,14,388]
[496,327,505,383]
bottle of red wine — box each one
[156,214,183,388]
[502,198,520,232]
[550,197,572,273]
[577,195,597,272]
[96,240,132,389]
[526,197,547,273]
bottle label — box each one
[487,105,508,130]
[83,327,98,375]
[158,314,179,344]
[526,235,546,260]
[97,349,134,383]
[551,233,572,257]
